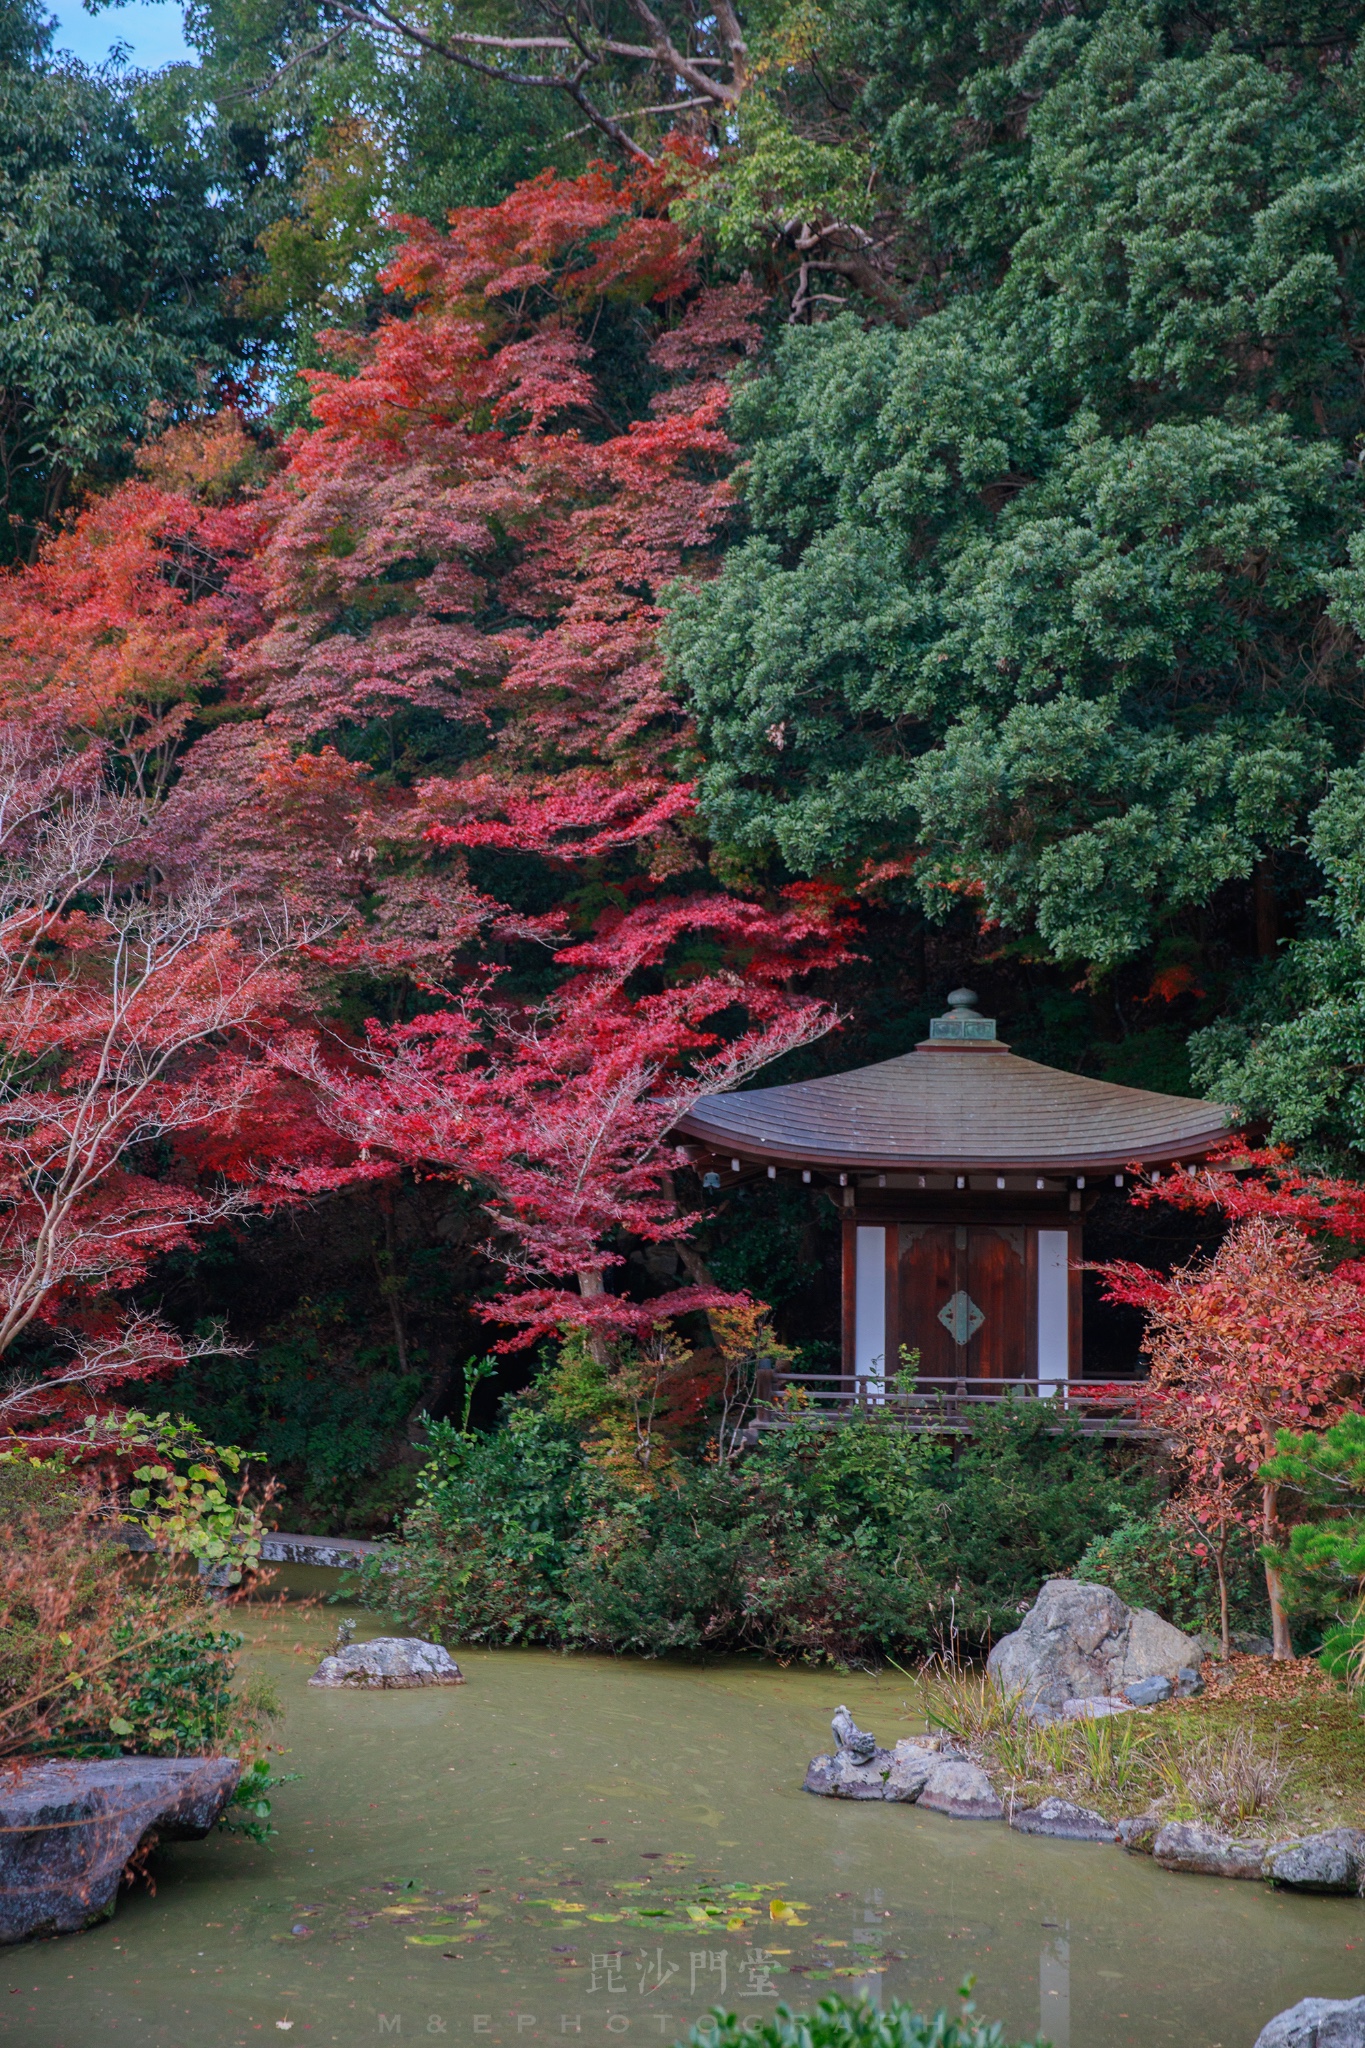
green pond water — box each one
[2,1576,1363,2048]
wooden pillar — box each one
[1069,1217,1084,1385]
[841,1219,856,1391]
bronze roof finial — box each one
[929,988,997,1043]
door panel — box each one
[965,1226,1026,1380]
[897,1224,958,1379]
[896,1222,1028,1384]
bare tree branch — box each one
[618,0,740,105]
[560,94,709,141]
[325,1,664,161]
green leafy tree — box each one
[1261,1412,1365,1678]
[667,2,1365,980]
[0,0,273,555]
[1192,765,1365,1163]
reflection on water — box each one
[1039,1930,1069,2048]
[1,1587,1362,2048]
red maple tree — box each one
[1100,1218,1365,1658]
[185,158,840,1341]
[279,893,844,1346]
[0,720,319,1447]
[0,158,849,1411]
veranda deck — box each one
[749,1369,1156,1440]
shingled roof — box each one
[676,995,1231,1175]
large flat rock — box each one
[917,1758,1004,1821]
[0,1756,240,1944]
[1009,1797,1116,1842]
[885,1741,939,1802]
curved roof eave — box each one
[673,1116,1233,1175]
[672,1044,1233,1175]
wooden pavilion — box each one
[674,991,1231,1412]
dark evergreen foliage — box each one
[361,1401,1150,1662]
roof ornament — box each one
[929,988,997,1043]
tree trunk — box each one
[1263,1481,1294,1661]
[1216,1541,1231,1663]
[576,1267,612,1366]
[658,1171,720,1347]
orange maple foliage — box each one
[0,158,847,1396]
[1100,1219,1365,1658]
[0,482,265,793]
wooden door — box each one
[898,1225,958,1380]
[966,1226,1026,1380]
[897,1223,1027,1384]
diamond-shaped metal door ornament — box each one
[938,1290,984,1346]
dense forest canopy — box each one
[6,0,1365,1528]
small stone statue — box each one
[831,1704,878,1763]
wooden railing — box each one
[748,1369,1148,1438]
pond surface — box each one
[2,1581,1363,2048]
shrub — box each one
[1073,1515,1267,1639]
[364,1408,604,1645]
[0,1450,281,1835]
[685,1993,1040,2048]
[372,1398,1145,1663]
[1159,1726,1292,1828]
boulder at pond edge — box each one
[885,1741,940,1802]
[1265,1830,1365,1894]
[0,1756,240,1944]
[917,1758,1004,1821]
[987,1578,1204,1712]
[1253,1997,1365,2048]
[1152,1820,1266,1880]
[309,1637,465,1688]
[1009,1797,1116,1842]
